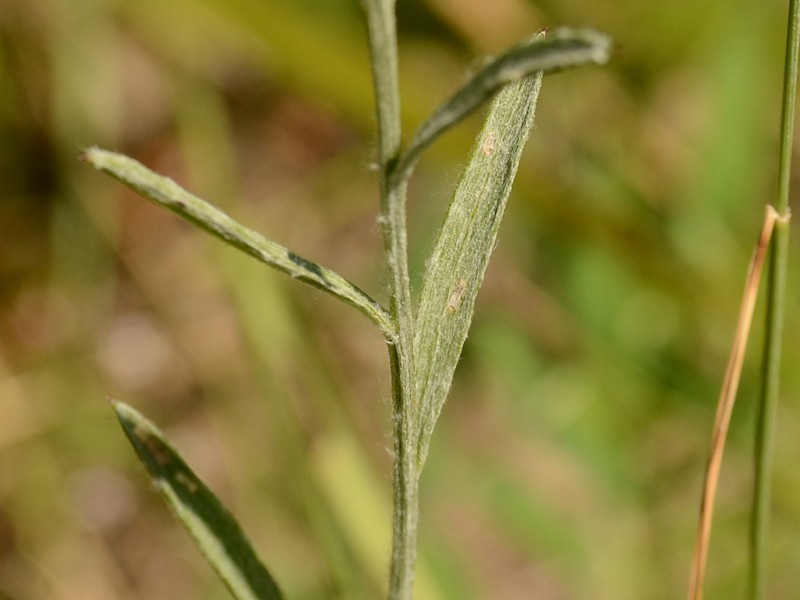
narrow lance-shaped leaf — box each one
[113,400,284,600]
[391,28,611,188]
[413,69,543,468]
[83,148,396,341]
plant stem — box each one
[360,1,419,598]
[387,345,419,600]
[748,0,799,596]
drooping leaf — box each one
[83,148,396,340]
[113,400,284,600]
[413,69,543,467]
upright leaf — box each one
[113,400,284,600]
[413,71,543,467]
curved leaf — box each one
[83,148,396,341]
[392,28,612,187]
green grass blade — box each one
[392,28,611,187]
[113,400,284,600]
[412,71,543,468]
[749,0,799,596]
[82,147,396,340]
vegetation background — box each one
[1,0,798,599]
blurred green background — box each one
[1,0,799,598]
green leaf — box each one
[113,400,284,600]
[392,28,611,187]
[83,148,396,340]
[413,69,543,468]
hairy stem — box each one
[360,1,419,598]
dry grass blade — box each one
[688,205,782,600]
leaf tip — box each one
[110,398,135,423]
[553,27,614,65]
[80,146,123,175]
[79,145,102,166]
